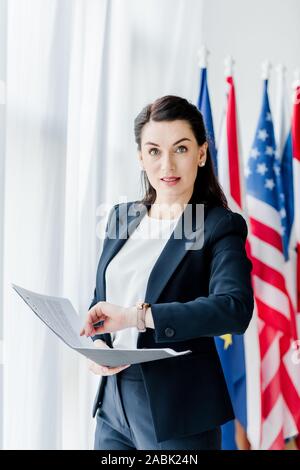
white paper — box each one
[12,284,192,367]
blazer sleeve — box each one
[88,204,117,343]
[151,211,254,343]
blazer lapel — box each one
[97,201,206,347]
[97,201,148,301]
[143,203,205,304]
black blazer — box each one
[88,200,254,443]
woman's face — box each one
[138,119,207,204]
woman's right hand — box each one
[87,339,131,376]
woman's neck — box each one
[148,202,185,220]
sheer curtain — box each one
[0,0,6,451]
[1,0,204,449]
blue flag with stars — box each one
[197,67,218,175]
[214,334,248,449]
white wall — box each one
[202,0,300,160]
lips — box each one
[161,177,180,182]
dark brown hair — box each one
[134,95,228,209]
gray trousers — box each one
[94,363,221,450]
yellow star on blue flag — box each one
[220,334,232,350]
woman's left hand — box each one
[80,302,136,337]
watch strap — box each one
[136,301,150,332]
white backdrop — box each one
[0,0,299,450]
[202,0,300,159]
[1,0,204,450]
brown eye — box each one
[149,148,160,156]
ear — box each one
[198,142,208,166]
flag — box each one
[292,83,300,319]
[215,73,250,449]
[217,76,245,213]
[246,79,300,449]
[273,66,296,310]
[197,67,218,175]
[214,334,248,449]
[279,133,294,261]
[275,69,300,448]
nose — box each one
[160,152,176,172]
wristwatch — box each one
[135,301,151,332]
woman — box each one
[80,95,254,450]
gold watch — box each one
[136,301,150,332]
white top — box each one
[105,211,181,349]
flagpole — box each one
[197,45,209,69]
[293,67,300,89]
[224,55,234,78]
[222,54,246,214]
[274,64,290,158]
[196,45,218,175]
[261,60,272,80]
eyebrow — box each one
[144,137,192,147]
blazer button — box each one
[164,327,175,338]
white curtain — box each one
[0,0,6,450]
[1,0,204,449]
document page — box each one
[12,284,192,367]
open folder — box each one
[12,284,191,367]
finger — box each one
[111,364,131,373]
[85,317,107,337]
[84,323,94,337]
[87,358,130,375]
[88,361,108,375]
[87,318,114,337]
[100,364,130,376]
[84,320,99,337]
[93,339,109,349]
[88,305,105,324]
[87,359,105,372]
[94,324,110,336]
[81,310,103,338]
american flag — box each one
[246,79,300,449]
